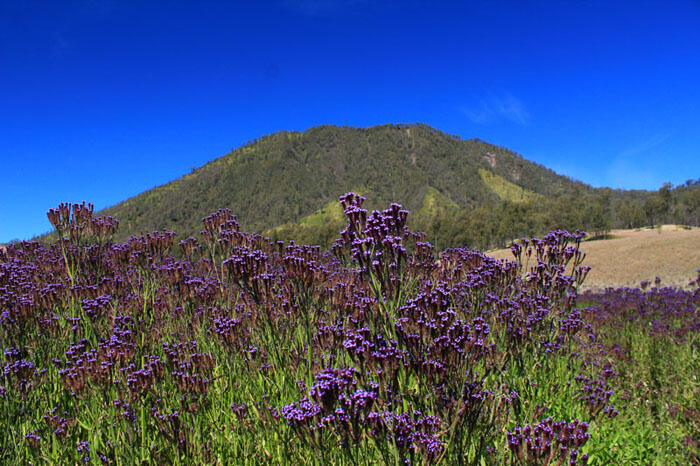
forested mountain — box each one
[87,123,698,250]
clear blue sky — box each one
[2,1,699,242]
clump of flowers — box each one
[508,418,590,465]
[4,193,692,464]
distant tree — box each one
[675,179,700,226]
[585,203,611,238]
[658,182,673,224]
[589,192,612,237]
[631,204,646,228]
[643,194,665,228]
[547,192,584,232]
[618,200,636,229]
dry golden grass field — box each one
[488,226,700,290]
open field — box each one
[489,226,700,290]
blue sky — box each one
[1,0,699,242]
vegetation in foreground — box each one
[2,196,698,464]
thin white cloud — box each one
[462,93,530,126]
[605,133,671,189]
[618,133,670,158]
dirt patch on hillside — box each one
[488,226,700,290]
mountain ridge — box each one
[100,124,587,229]
[64,122,696,250]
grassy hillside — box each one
[478,168,544,203]
[417,185,460,217]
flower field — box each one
[1,194,698,464]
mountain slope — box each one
[101,123,593,241]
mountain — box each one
[85,123,695,250]
[98,124,582,234]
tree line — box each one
[272,179,700,252]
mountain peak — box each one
[93,123,663,249]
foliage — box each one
[3,197,698,464]
[579,281,700,463]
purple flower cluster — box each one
[333,193,419,299]
[282,366,446,461]
[508,418,590,465]
[282,368,378,440]
[575,375,619,419]
[366,410,444,461]
[1,193,661,463]
[2,357,43,393]
[581,283,700,343]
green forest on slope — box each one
[73,123,700,250]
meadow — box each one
[1,195,698,464]
[489,226,700,290]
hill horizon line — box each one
[18,122,698,250]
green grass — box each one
[577,296,700,464]
[479,168,544,204]
[8,289,693,465]
[417,186,459,218]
